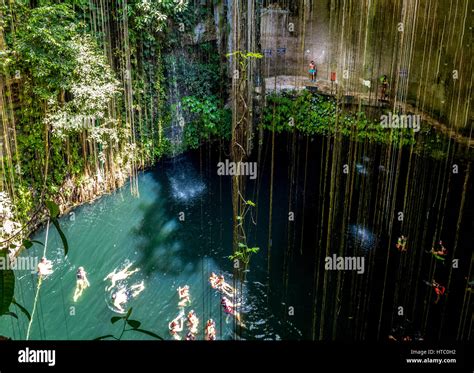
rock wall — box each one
[260,0,472,131]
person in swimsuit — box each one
[430,241,448,260]
[396,235,407,252]
[111,281,145,313]
[178,285,190,307]
[432,280,446,304]
[73,266,90,302]
[104,263,139,291]
[130,281,145,297]
[210,273,235,297]
[169,312,184,341]
[205,319,216,341]
[187,310,199,335]
[209,272,219,289]
[37,257,53,277]
[308,61,316,82]
[111,287,128,313]
[221,297,244,326]
[217,275,235,295]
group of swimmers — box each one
[395,236,449,304]
[169,272,245,340]
[169,285,217,341]
[209,273,245,327]
[37,257,144,310]
[37,257,91,303]
[169,285,201,340]
[105,263,145,312]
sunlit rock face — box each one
[259,0,472,131]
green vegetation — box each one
[0,0,228,226]
[182,95,231,149]
[95,307,163,340]
[262,91,416,147]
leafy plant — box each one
[95,307,163,340]
[45,201,69,256]
[262,91,417,147]
[229,199,260,269]
[182,95,231,149]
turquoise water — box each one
[2,135,470,341]
[2,155,293,340]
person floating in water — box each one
[187,310,199,335]
[308,61,317,82]
[111,281,145,313]
[221,297,244,327]
[73,266,90,302]
[37,257,53,277]
[210,273,235,297]
[396,235,407,252]
[104,262,139,291]
[112,287,128,313]
[429,241,448,261]
[177,285,191,307]
[130,281,145,297]
[430,280,446,304]
[169,311,185,341]
[205,319,216,341]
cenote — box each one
[0,0,472,351]
[1,131,472,341]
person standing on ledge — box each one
[309,60,317,82]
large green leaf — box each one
[51,218,68,256]
[23,239,44,250]
[5,311,18,319]
[125,307,133,320]
[45,201,60,218]
[126,319,141,329]
[12,298,31,321]
[93,335,115,340]
[0,251,15,316]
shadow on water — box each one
[133,155,215,277]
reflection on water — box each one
[348,224,377,254]
[167,159,205,203]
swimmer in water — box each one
[111,281,145,313]
[177,285,190,307]
[169,311,185,340]
[73,266,90,302]
[431,280,446,304]
[37,257,53,277]
[210,273,235,298]
[187,310,199,335]
[221,297,244,327]
[112,287,128,313]
[104,263,139,291]
[395,235,407,252]
[205,319,216,341]
[429,241,448,261]
[209,272,219,289]
[130,281,145,297]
